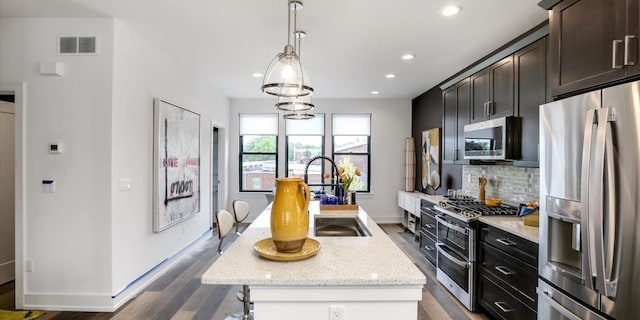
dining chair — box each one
[215,209,253,319]
[232,200,250,235]
[215,209,235,254]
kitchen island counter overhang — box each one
[201,202,426,320]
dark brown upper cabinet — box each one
[514,37,548,167]
[549,0,639,97]
[442,78,470,164]
[470,56,515,123]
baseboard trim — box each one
[370,216,403,224]
[22,230,213,312]
[23,293,114,312]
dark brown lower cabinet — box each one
[419,230,437,267]
[477,274,536,320]
[477,224,538,319]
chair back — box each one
[215,209,235,240]
[232,200,250,222]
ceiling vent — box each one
[58,36,98,54]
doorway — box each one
[212,126,220,218]
[1,82,25,309]
[0,93,15,285]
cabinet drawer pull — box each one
[424,245,435,251]
[496,238,517,246]
[494,265,514,275]
[625,35,637,66]
[494,301,513,313]
[488,101,494,115]
[613,39,623,69]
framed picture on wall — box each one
[153,99,201,232]
[421,128,441,190]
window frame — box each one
[331,113,372,193]
[285,135,325,184]
[238,134,279,192]
[332,135,371,193]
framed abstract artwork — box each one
[153,99,201,232]
[421,128,441,190]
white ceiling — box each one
[0,0,548,100]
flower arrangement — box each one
[323,156,361,192]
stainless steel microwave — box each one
[463,116,520,160]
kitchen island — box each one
[201,201,426,320]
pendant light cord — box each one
[287,0,291,48]
[293,2,298,54]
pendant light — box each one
[276,30,315,117]
[262,0,313,97]
[283,112,315,120]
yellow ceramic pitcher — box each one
[271,177,312,253]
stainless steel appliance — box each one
[463,116,521,160]
[434,197,517,311]
[538,80,640,319]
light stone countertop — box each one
[402,190,539,243]
[412,192,446,205]
[479,215,540,243]
[201,201,427,286]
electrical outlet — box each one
[26,259,34,272]
[329,305,344,320]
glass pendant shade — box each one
[261,0,313,97]
[283,112,315,120]
[262,45,313,97]
[275,94,314,112]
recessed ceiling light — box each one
[402,54,416,60]
[385,74,397,79]
[441,5,462,16]
[371,90,380,95]
[252,73,264,78]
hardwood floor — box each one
[0,225,489,320]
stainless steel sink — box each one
[313,216,371,237]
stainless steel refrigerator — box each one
[538,80,640,319]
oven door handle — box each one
[435,215,468,234]
[436,243,469,268]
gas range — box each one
[435,196,518,223]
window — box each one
[332,114,371,192]
[239,114,278,192]
[285,114,325,189]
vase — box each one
[270,177,312,253]
[404,137,416,192]
[345,191,356,205]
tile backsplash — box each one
[462,165,539,205]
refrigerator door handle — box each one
[588,108,615,296]
[580,109,597,289]
[537,288,582,320]
[602,108,619,298]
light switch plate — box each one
[119,178,131,191]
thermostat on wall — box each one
[49,142,63,154]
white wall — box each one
[110,19,230,302]
[0,17,230,311]
[229,99,411,223]
[0,17,115,309]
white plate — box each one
[430,170,440,189]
